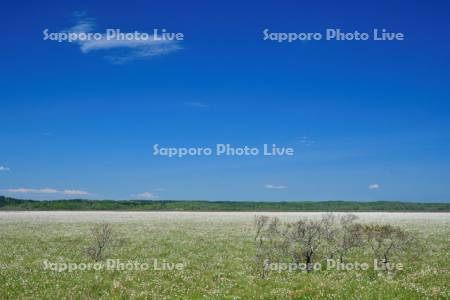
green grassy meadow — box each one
[0,212,449,299]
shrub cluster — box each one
[254,214,413,277]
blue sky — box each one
[1,0,450,201]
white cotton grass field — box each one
[0,211,449,299]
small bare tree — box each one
[86,223,113,262]
[363,224,412,269]
[335,214,363,263]
[286,218,325,272]
[339,213,359,228]
[254,215,269,246]
[253,216,288,278]
[254,216,271,278]
[321,213,339,259]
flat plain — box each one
[0,212,449,299]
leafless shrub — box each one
[86,223,113,262]
[321,213,339,259]
[253,216,289,278]
[253,216,270,278]
[339,213,359,227]
[254,215,269,246]
[286,218,326,272]
[363,224,413,269]
[254,215,333,273]
[253,214,414,277]
[335,214,363,263]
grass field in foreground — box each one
[0,212,449,299]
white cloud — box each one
[6,188,58,194]
[368,184,380,190]
[63,189,91,196]
[68,11,95,33]
[134,192,159,199]
[186,102,208,108]
[5,188,90,195]
[6,188,34,193]
[265,184,287,190]
[37,188,59,194]
[80,38,176,53]
[299,136,315,146]
[60,12,181,63]
[0,166,10,171]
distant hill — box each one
[0,196,449,212]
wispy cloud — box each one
[5,188,91,195]
[265,184,287,190]
[133,192,159,199]
[368,184,380,190]
[63,189,91,196]
[298,136,315,146]
[6,188,58,194]
[68,11,95,33]
[59,12,181,63]
[186,102,208,108]
[0,166,10,172]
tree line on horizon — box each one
[0,196,449,211]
